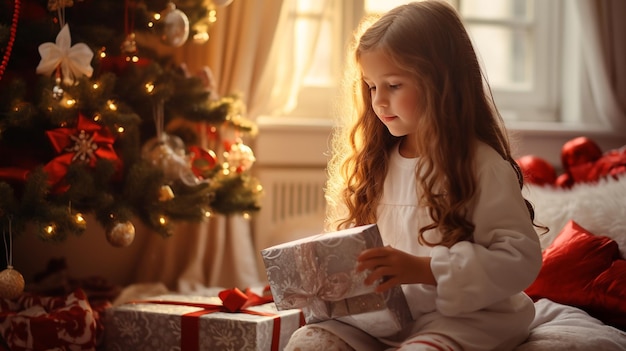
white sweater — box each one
[316,142,543,351]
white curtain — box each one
[574,0,626,133]
[133,0,328,292]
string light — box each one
[145,82,155,93]
[158,215,168,226]
[43,224,56,238]
[107,100,118,111]
[75,213,86,225]
[62,97,76,107]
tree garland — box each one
[0,0,20,82]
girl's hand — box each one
[356,246,436,292]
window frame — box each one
[283,0,561,123]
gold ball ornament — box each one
[106,221,136,248]
[0,266,25,299]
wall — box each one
[13,215,154,288]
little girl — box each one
[285,1,543,351]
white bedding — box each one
[514,299,626,351]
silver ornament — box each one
[160,3,190,47]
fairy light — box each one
[145,82,155,93]
[242,212,250,220]
[208,9,217,23]
[107,100,118,111]
[43,224,56,238]
[63,97,76,107]
[222,163,230,175]
[92,83,99,90]
[93,114,101,121]
[159,215,168,226]
[204,210,212,218]
[117,126,125,133]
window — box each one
[284,0,560,123]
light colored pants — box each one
[284,325,462,351]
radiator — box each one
[253,167,327,251]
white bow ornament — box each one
[36,24,94,85]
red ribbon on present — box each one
[134,287,287,351]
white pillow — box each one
[522,174,626,257]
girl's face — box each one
[360,49,421,151]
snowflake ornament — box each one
[66,129,98,162]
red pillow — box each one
[525,220,626,331]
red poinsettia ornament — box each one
[44,114,121,191]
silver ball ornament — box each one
[160,3,190,47]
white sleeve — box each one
[429,150,543,316]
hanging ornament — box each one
[121,33,137,56]
[44,114,120,191]
[224,140,256,173]
[52,75,64,100]
[189,145,218,179]
[142,100,203,186]
[159,2,190,47]
[106,221,135,247]
[36,24,94,85]
[0,220,25,300]
[121,0,138,59]
[142,133,201,185]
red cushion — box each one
[525,220,626,330]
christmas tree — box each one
[0,0,262,249]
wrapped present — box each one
[261,223,413,337]
[0,288,105,351]
[104,287,304,351]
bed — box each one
[512,171,626,350]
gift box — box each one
[104,288,303,351]
[261,224,413,337]
[0,288,105,351]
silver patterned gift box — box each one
[261,224,413,338]
[104,294,303,351]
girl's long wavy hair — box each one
[325,0,537,247]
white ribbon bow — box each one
[36,24,94,85]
